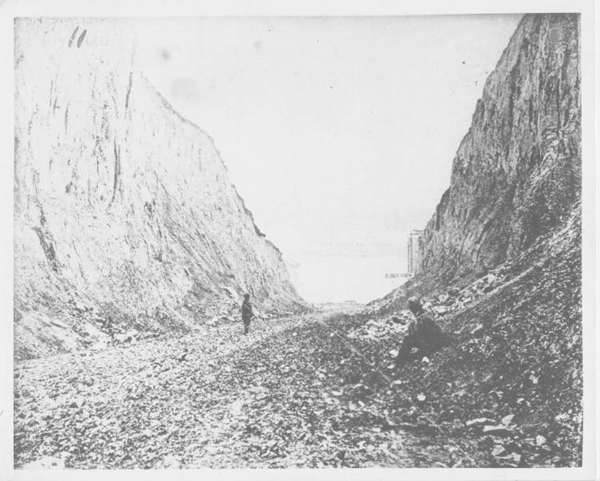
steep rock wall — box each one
[418,14,580,283]
[14,19,305,359]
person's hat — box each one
[408,296,421,309]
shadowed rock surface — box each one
[14,19,305,360]
[370,13,581,312]
[421,13,580,283]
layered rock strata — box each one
[14,19,305,359]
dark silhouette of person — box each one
[241,294,254,335]
[395,296,446,368]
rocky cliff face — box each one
[14,19,305,360]
[418,14,580,283]
[367,14,581,316]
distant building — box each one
[407,230,424,276]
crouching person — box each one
[395,296,446,368]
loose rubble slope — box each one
[15,313,457,469]
[354,205,582,467]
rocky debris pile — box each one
[14,228,581,469]
[341,215,582,465]
[373,213,581,467]
[422,269,507,319]
[15,292,300,361]
[347,310,413,342]
[361,268,505,320]
[355,267,508,345]
[14,312,454,469]
[460,413,571,467]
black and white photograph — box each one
[0,0,596,479]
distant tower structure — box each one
[407,230,424,276]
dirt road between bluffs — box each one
[15,311,453,469]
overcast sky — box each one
[132,15,522,303]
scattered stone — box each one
[471,324,484,336]
[504,441,522,454]
[447,287,460,297]
[485,273,497,284]
[501,414,515,426]
[492,445,507,456]
[466,417,495,427]
[497,452,522,466]
[482,425,514,436]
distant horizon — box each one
[132,15,523,303]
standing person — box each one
[103,315,116,346]
[241,294,254,335]
[395,296,446,368]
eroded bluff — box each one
[418,14,580,283]
[14,19,305,359]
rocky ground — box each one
[16,312,455,469]
[14,212,582,470]
[348,211,583,468]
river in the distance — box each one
[287,254,409,304]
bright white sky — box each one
[132,15,522,304]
